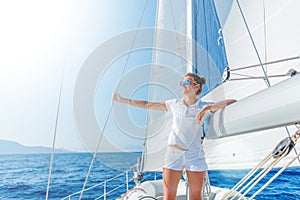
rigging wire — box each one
[236,0,270,87]
[223,2,300,198]
[233,1,300,164]
[263,0,268,75]
[228,73,287,81]
[139,0,161,175]
[78,1,150,199]
[237,0,300,163]
[167,0,186,71]
[229,56,300,72]
[45,53,67,200]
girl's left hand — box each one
[196,106,210,125]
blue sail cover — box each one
[193,0,228,95]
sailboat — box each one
[63,0,300,199]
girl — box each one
[113,72,236,200]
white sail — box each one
[203,0,300,169]
[143,0,227,171]
[143,0,300,172]
[143,0,189,171]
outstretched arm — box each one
[196,99,236,124]
[112,93,167,111]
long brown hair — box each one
[184,72,206,95]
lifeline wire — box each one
[78,1,150,199]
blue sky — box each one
[0,0,157,152]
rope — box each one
[222,153,273,200]
[249,152,300,200]
[45,56,67,200]
[222,129,300,200]
[236,150,289,200]
[236,0,270,87]
[78,1,150,199]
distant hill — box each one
[0,140,71,154]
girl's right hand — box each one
[112,93,121,102]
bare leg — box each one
[163,168,182,200]
[186,170,206,200]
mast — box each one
[186,0,194,73]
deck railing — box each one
[61,171,133,200]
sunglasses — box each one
[179,79,198,86]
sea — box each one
[0,152,299,200]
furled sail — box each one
[193,0,228,94]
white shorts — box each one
[163,146,208,172]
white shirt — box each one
[165,98,212,152]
